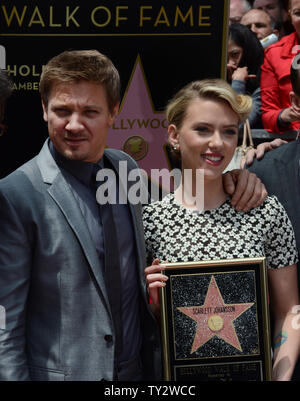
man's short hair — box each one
[241,0,252,13]
[39,50,121,113]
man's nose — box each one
[250,24,259,35]
[65,113,84,132]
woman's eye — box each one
[196,126,209,133]
[225,129,237,136]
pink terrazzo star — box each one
[178,275,254,353]
[106,55,170,184]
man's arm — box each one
[0,188,31,380]
[222,169,267,212]
[244,139,288,167]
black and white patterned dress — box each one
[143,194,298,269]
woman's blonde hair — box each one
[165,78,252,129]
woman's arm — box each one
[268,264,300,380]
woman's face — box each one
[168,97,239,183]
[290,0,300,39]
[227,39,243,81]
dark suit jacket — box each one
[248,139,300,278]
[248,139,300,380]
[0,140,161,381]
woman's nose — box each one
[209,132,223,150]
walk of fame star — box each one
[106,55,169,181]
[177,275,254,354]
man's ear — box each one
[290,91,300,113]
[168,124,179,148]
[41,100,48,122]
[108,102,119,126]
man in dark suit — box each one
[247,58,300,380]
[0,50,267,381]
[247,59,300,279]
[0,50,162,381]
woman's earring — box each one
[173,145,179,151]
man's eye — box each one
[85,110,98,115]
[54,108,69,116]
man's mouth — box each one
[65,136,88,143]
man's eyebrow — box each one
[83,104,102,109]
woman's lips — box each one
[202,153,224,166]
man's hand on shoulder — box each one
[244,139,288,167]
[223,169,267,212]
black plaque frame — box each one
[160,257,272,381]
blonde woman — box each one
[144,79,300,381]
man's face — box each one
[290,0,300,39]
[241,9,274,39]
[42,81,118,163]
[253,0,282,23]
[229,0,246,24]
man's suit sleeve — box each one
[246,158,269,188]
[0,187,31,380]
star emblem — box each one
[177,275,254,353]
[106,55,171,189]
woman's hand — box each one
[231,66,256,82]
[145,258,168,310]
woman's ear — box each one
[168,124,179,148]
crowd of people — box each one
[0,0,299,383]
[229,0,300,135]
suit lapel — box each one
[36,140,110,309]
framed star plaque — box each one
[160,257,272,381]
